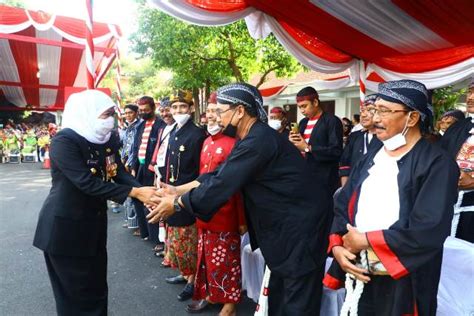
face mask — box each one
[94,117,115,137]
[268,119,282,131]
[173,113,191,127]
[382,112,411,151]
[207,123,221,136]
[222,109,238,138]
[140,112,153,120]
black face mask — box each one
[222,123,237,138]
[140,112,153,120]
[222,109,238,138]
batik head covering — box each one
[62,89,116,144]
[159,96,171,108]
[169,90,193,105]
[217,83,267,122]
[378,79,433,132]
[441,109,465,122]
[363,94,378,106]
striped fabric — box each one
[303,114,321,143]
[138,119,154,164]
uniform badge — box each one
[90,168,97,174]
[216,147,223,154]
[179,145,186,152]
[106,148,112,153]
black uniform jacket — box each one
[325,138,459,315]
[299,112,343,193]
[165,120,206,227]
[182,121,331,278]
[130,117,166,171]
[33,128,139,257]
[339,130,382,177]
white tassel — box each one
[340,250,368,316]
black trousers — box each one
[133,164,160,242]
[268,268,324,316]
[44,251,108,316]
[456,212,474,243]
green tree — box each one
[432,86,466,123]
[130,3,302,107]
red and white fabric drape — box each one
[0,4,121,108]
[148,0,473,91]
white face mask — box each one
[268,119,282,131]
[207,123,221,136]
[382,112,411,151]
[173,113,191,127]
[94,117,115,137]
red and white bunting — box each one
[85,0,95,89]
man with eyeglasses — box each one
[339,94,382,187]
[147,83,332,315]
[324,80,459,315]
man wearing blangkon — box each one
[147,83,331,315]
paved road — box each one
[0,163,256,315]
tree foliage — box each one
[130,2,302,105]
[432,86,466,123]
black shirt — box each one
[182,121,331,278]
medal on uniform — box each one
[179,145,185,152]
[105,153,117,181]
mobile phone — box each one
[290,122,299,133]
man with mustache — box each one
[324,80,459,315]
[339,94,382,187]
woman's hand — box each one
[332,246,370,283]
[129,186,158,206]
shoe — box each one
[177,283,194,301]
[185,300,209,313]
[166,274,186,284]
[153,244,165,252]
[155,251,165,258]
[161,260,171,268]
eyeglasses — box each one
[368,108,409,118]
[215,108,233,117]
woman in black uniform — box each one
[33,90,157,315]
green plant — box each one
[432,86,466,123]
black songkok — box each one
[363,94,378,106]
[217,83,267,122]
[378,79,433,132]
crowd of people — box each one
[32,78,473,316]
[0,121,56,163]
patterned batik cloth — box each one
[167,224,198,276]
[193,229,242,303]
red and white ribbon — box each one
[85,0,95,89]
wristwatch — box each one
[173,196,182,212]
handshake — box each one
[129,183,179,224]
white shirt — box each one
[355,148,401,233]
